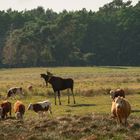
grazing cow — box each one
[14,101,25,119]
[7,87,24,98]
[27,85,33,91]
[110,89,125,100]
[0,101,12,119]
[111,96,131,126]
[40,72,76,105]
[27,100,52,118]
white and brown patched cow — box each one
[14,100,25,119]
[111,96,131,126]
[27,100,52,118]
[0,100,12,119]
[110,89,125,101]
[7,87,24,98]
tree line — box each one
[0,0,140,67]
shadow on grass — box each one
[67,103,96,107]
[132,110,140,113]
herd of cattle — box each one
[0,72,131,127]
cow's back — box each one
[63,78,73,88]
[50,77,73,91]
[33,104,49,112]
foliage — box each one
[0,0,140,67]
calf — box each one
[0,101,12,119]
[14,101,25,119]
[27,100,52,118]
[27,85,33,92]
[7,87,24,98]
[110,89,125,100]
[111,96,131,126]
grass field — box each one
[0,66,140,140]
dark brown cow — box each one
[110,89,125,100]
[0,101,12,119]
[40,72,76,105]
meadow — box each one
[0,66,140,140]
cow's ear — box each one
[47,71,53,76]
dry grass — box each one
[0,114,140,140]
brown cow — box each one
[111,96,131,126]
[14,100,25,119]
[27,85,33,92]
[0,100,12,119]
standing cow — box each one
[27,100,52,118]
[111,96,131,126]
[40,72,76,105]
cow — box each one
[110,89,125,101]
[0,100,12,119]
[27,100,52,118]
[27,85,33,92]
[111,96,131,126]
[7,87,24,99]
[14,101,25,119]
[40,72,76,105]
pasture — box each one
[0,67,140,140]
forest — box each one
[0,0,140,67]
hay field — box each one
[0,66,140,140]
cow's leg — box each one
[71,88,76,104]
[38,111,43,118]
[54,92,57,105]
[9,108,12,117]
[5,113,8,119]
[58,91,61,105]
[67,89,70,104]
[20,113,23,119]
[117,115,122,126]
[124,118,128,127]
[49,106,52,114]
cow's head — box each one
[115,96,124,109]
[41,72,53,86]
[27,103,33,110]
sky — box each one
[0,0,139,12]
